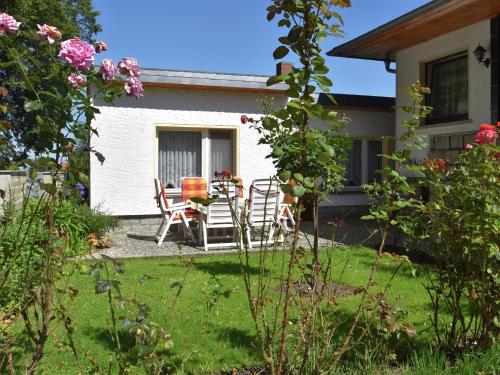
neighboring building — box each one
[328,0,500,161]
[90,64,394,218]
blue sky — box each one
[93,0,430,98]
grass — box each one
[11,245,499,374]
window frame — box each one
[423,51,469,126]
[155,125,238,194]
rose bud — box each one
[95,40,108,53]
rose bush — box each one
[0,12,145,373]
[390,122,499,351]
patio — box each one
[93,211,382,259]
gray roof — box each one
[139,67,288,91]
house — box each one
[328,0,500,161]
[90,63,394,222]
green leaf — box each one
[313,66,329,75]
[266,73,289,86]
[278,19,291,27]
[318,152,330,163]
[190,197,216,206]
[24,100,43,112]
[292,185,306,197]
[78,172,90,187]
[293,173,304,182]
[361,215,375,220]
[313,75,333,87]
[95,280,112,294]
[288,25,302,43]
[278,170,291,182]
[273,46,289,60]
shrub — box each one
[414,139,499,350]
[0,197,88,311]
[74,203,118,238]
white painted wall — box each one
[91,87,395,215]
[313,108,395,207]
[395,19,491,159]
[91,87,285,216]
[312,108,394,137]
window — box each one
[367,140,383,183]
[344,139,384,187]
[209,131,233,178]
[345,140,362,186]
[425,52,468,125]
[158,129,235,189]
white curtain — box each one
[158,131,201,188]
[209,131,233,178]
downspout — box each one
[384,53,396,74]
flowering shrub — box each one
[0,12,144,373]
[415,124,499,351]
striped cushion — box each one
[182,177,208,201]
[182,177,207,218]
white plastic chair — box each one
[245,178,281,248]
[154,179,196,246]
[200,180,240,251]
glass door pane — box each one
[158,131,202,188]
[209,131,233,178]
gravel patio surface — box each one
[90,215,383,260]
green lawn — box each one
[13,245,499,374]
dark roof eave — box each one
[327,0,450,60]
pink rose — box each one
[100,59,117,80]
[474,129,498,145]
[95,41,108,53]
[0,13,21,36]
[58,38,95,71]
[124,76,144,99]
[37,24,61,44]
[68,72,86,89]
[118,57,140,77]
[464,143,473,151]
[241,115,249,124]
[0,87,8,97]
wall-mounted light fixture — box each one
[473,44,490,68]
